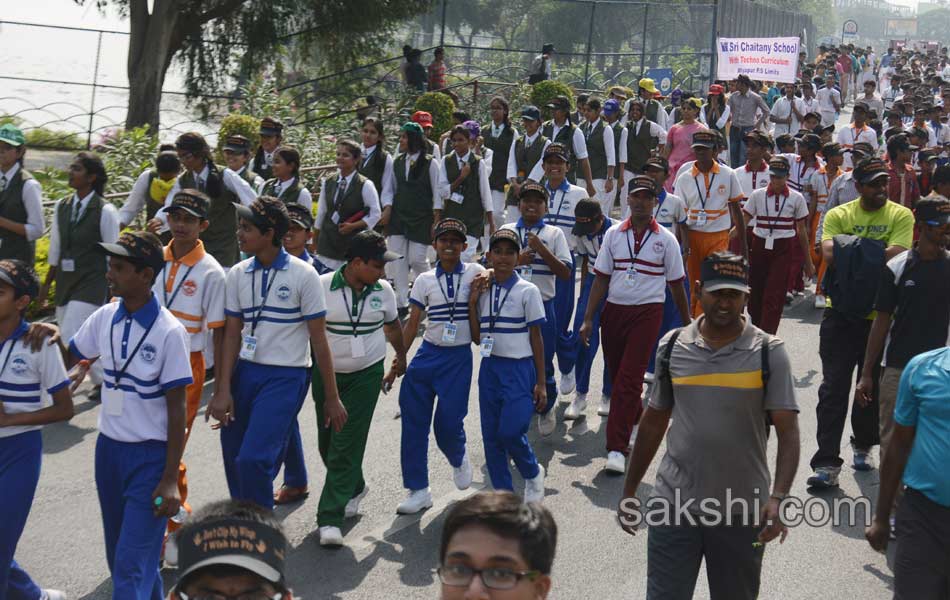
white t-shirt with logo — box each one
[593,219,685,306]
[322,268,398,373]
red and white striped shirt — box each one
[743,185,809,240]
[593,218,685,306]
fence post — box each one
[87,31,103,150]
[439,0,447,47]
[583,1,597,89]
[709,0,719,86]
[640,4,649,78]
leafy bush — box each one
[216,113,261,160]
[1,115,85,151]
[529,80,575,120]
[27,236,55,319]
[97,126,159,200]
[414,92,456,140]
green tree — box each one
[81,0,434,132]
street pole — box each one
[640,4,649,77]
[87,31,103,150]
[439,0,447,47]
[584,2,597,89]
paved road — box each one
[16,292,896,600]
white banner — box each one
[716,37,800,84]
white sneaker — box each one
[564,393,587,420]
[605,451,626,474]
[559,369,576,395]
[628,424,639,449]
[814,294,826,309]
[41,590,67,600]
[453,454,473,490]
[538,410,557,436]
[344,485,369,519]
[597,394,611,416]
[319,526,344,547]
[396,488,433,514]
[524,465,545,503]
[643,371,655,384]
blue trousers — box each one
[0,431,42,600]
[554,255,578,374]
[540,299,559,413]
[478,356,541,491]
[399,341,472,490]
[278,370,312,489]
[570,272,612,396]
[95,434,166,600]
[647,280,691,375]
[221,360,310,509]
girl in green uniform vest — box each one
[252,117,283,181]
[118,147,180,229]
[223,134,265,194]
[261,146,312,210]
[148,132,257,269]
[436,125,494,263]
[505,105,551,225]
[359,117,395,212]
[482,96,516,235]
[0,124,46,266]
[40,152,120,399]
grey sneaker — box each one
[853,448,875,471]
[806,467,840,488]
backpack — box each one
[822,234,887,319]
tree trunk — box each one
[125,0,181,132]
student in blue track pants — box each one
[396,218,484,515]
[0,259,73,600]
[469,228,547,502]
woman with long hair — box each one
[701,85,731,162]
[482,96,516,233]
[662,97,709,192]
[358,117,395,214]
[260,145,312,209]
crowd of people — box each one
[0,39,948,600]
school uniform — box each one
[236,165,266,195]
[618,119,667,207]
[781,154,824,295]
[261,176,313,210]
[674,162,744,316]
[579,119,617,216]
[438,151,493,262]
[836,124,879,170]
[69,296,193,600]
[541,180,587,382]
[358,144,395,211]
[474,273,546,490]
[386,152,441,309]
[541,120,590,184]
[163,165,257,268]
[152,240,225,527]
[734,160,770,253]
[314,171,382,271]
[743,186,809,334]
[593,218,684,453]
[483,122,516,229]
[0,163,45,265]
[314,267,397,528]
[0,321,70,600]
[500,219,572,410]
[400,261,485,492]
[119,169,176,227]
[570,217,615,399]
[646,191,691,375]
[49,191,121,388]
[221,249,326,509]
[816,87,841,127]
[807,165,841,293]
[504,132,549,224]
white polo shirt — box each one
[475,273,546,359]
[836,124,879,169]
[410,261,485,347]
[322,267,397,373]
[573,216,615,262]
[653,190,687,229]
[224,249,327,368]
[500,219,572,301]
[543,179,588,250]
[743,186,809,240]
[674,162,744,233]
[0,320,70,439]
[69,296,193,443]
[807,166,842,214]
[153,240,226,353]
[781,154,824,206]
[593,218,685,306]
[735,162,770,199]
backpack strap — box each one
[658,328,683,401]
[759,330,772,436]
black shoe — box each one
[205,367,215,382]
[88,386,102,403]
[398,306,409,321]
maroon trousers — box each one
[786,228,805,293]
[601,302,664,453]
[749,235,792,335]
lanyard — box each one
[487,282,513,334]
[517,223,542,247]
[436,268,462,323]
[340,286,369,337]
[692,172,716,210]
[653,192,667,219]
[765,191,789,235]
[249,267,278,336]
[161,263,195,310]
[624,224,654,268]
[548,187,567,219]
[0,332,21,382]
[109,313,158,387]
[362,147,375,167]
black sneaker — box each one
[88,386,102,403]
[205,367,215,382]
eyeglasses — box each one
[177,591,283,600]
[436,565,540,590]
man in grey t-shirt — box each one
[616,252,800,600]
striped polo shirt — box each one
[743,186,809,240]
[322,267,398,373]
[500,219,572,301]
[475,273,546,359]
[224,249,327,368]
[674,161,745,233]
[0,320,71,439]
[69,296,193,443]
[410,261,486,347]
[592,218,684,306]
[649,319,798,515]
[153,240,226,353]
[573,216,615,262]
[543,180,588,251]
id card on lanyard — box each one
[341,285,370,358]
[517,224,541,281]
[436,267,463,344]
[481,281,512,357]
[693,172,715,227]
[106,311,158,416]
[764,191,789,250]
[240,268,277,361]
[624,224,653,282]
